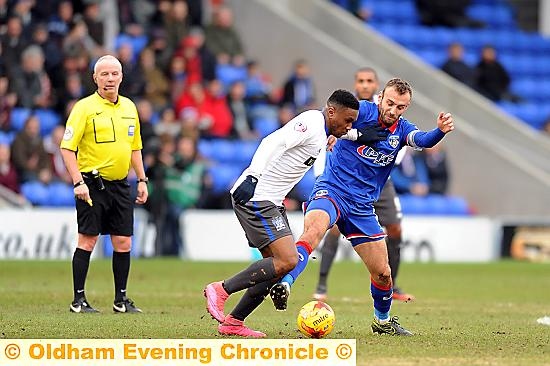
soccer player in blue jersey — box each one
[270,78,454,335]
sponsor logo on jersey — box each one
[303,156,316,166]
[356,145,395,166]
[272,216,286,231]
[388,135,399,148]
[294,121,307,132]
[315,190,328,197]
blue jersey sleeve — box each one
[354,100,377,128]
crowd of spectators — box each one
[0,0,325,255]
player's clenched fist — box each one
[437,112,454,133]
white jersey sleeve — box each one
[231,110,327,206]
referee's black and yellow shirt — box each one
[60,92,142,181]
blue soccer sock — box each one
[371,277,393,322]
[280,241,313,287]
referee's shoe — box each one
[113,297,142,313]
[70,297,99,313]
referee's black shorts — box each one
[76,174,134,236]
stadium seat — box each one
[10,108,31,131]
[21,181,50,206]
[208,164,242,194]
[253,117,280,138]
[34,109,61,136]
[47,182,76,207]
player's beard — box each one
[379,107,399,127]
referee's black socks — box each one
[112,251,131,302]
[72,248,92,300]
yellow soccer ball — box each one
[296,300,335,338]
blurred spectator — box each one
[10,115,51,183]
[62,16,101,60]
[391,149,430,196]
[9,45,54,109]
[163,0,190,53]
[161,135,207,255]
[117,42,145,99]
[114,22,148,61]
[32,22,62,74]
[148,28,172,71]
[0,143,20,194]
[227,81,256,140]
[43,125,71,184]
[244,60,272,106]
[188,27,217,82]
[138,46,170,110]
[169,55,187,103]
[280,59,316,112]
[154,107,181,138]
[55,73,84,113]
[175,81,233,139]
[11,0,35,36]
[135,99,157,154]
[1,15,29,75]
[0,0,8,27]
[204,79,233,138]
[204,5,244,65]
[421,144,449,195]
[0,75,17,131]
[441,42,475,88]
[48,1,74,46]
[82,0,105,47]
[186,0,203,27]
[415,0,485,28]
[475,45,520,103]
[278,103,296,127]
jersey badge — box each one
[63,126,74,141]
[272,216,286,231]
[294,121,307,132]
[388,135,399,148]
[128,125,135,137]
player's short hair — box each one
[382,78,413,99]
[327,89,359,110]
[355,67,378,81]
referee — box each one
[61,55,148,313]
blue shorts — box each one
[305,187,386,246]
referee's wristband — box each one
[73,180,85,188]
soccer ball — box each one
[296,300,335,338]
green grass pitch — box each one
[1,259,549,365]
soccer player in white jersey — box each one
[203,90,367,338]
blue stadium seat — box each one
[234,141,259,167]
[47,182,76,207]
[21,181,50,206]
[34,109,61,136]
[208,164,242,194]
[216,64,247,89]
[253,117,280,138]
[10,108,31,131]
[0,131,15,145]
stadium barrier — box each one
[0,209,499,262]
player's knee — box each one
[373,267,392,288]
[78,235,98,251]
[280,252,299,273]
[386,223,402,240]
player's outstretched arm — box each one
[409,112,454,149]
